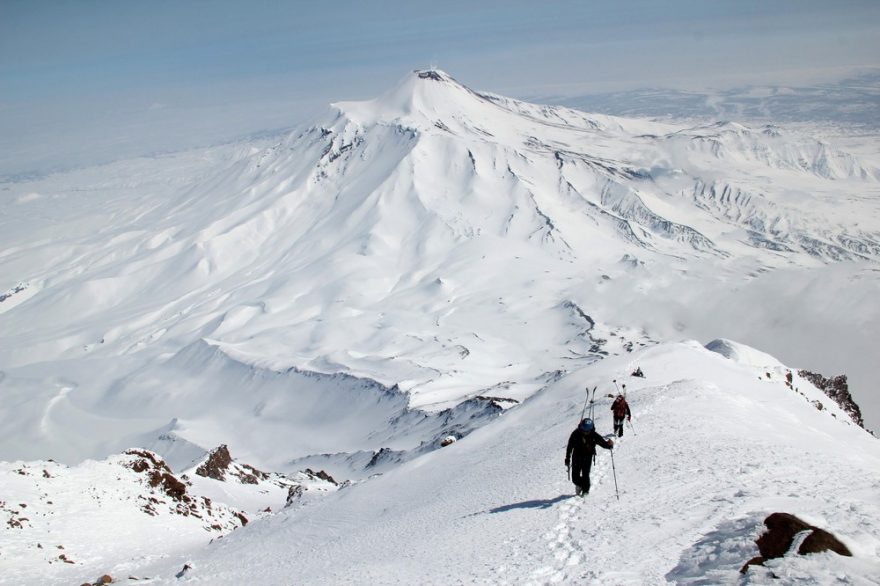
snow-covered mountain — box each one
[1,69,879,583]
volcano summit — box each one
[1,69,879,584]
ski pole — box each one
[610,447,620,501]
[627,418,636,436]
[613,379,620,394]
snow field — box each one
[118,342,880,585]
[1,69,879,584]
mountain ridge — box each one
[1,69,879,584]
[6,340,875,584]
[0,69,878,465]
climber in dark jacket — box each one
[565,418,613,496]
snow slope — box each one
[0,446,337,585]
[22,341,872,585]
[0,450,249,584]
[1,69,879,583]
[1,70,878,474]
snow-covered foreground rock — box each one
[35,341,871,585]
[0,446,336,585]
[0,449,248,584]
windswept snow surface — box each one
[1,70,878,468]
[29,342,874,585]
[1,69,880,583]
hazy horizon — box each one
[2,1,879,176]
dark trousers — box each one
[571,457,594,492]
[613,416,625,437]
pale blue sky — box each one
[1,0,879,175]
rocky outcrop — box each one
[187,445,328,514]
[304,469,337,485]
[125,449,188,504]
[741,512,852,573]
[798,370,865,429]
[285,485,304,507]
[195,445,268,484]
[194,445,233,480]
[124,449,247,528]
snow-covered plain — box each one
[1,70,879,583]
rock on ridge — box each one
[741,512,852,573]
[195,444,270,484]
[798,370,867,430]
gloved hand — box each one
[564,459,570,468]
[608,440,614,448]
[627,415,631,421]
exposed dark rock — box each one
[366,447,401,468]
[417,70,445,81]
[0,283,27,303]
[561,300,607,355]
[175,564,192,579]
[440,435,457,447]
[237,463,268,485]
[285,485,304,507]
[125,449,172,473]
[741,512,852,573]
[195,445,233,480]
[757,513,811,559]
[305,469,337,485]
[800,527,852,556]
[125,449,202,513]
[195,445,269,484]
[799,370,866,429]
[147,470,188,502]
[631,367,644,378]
[475,395,519,408]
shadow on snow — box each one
[487,494,574,514]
